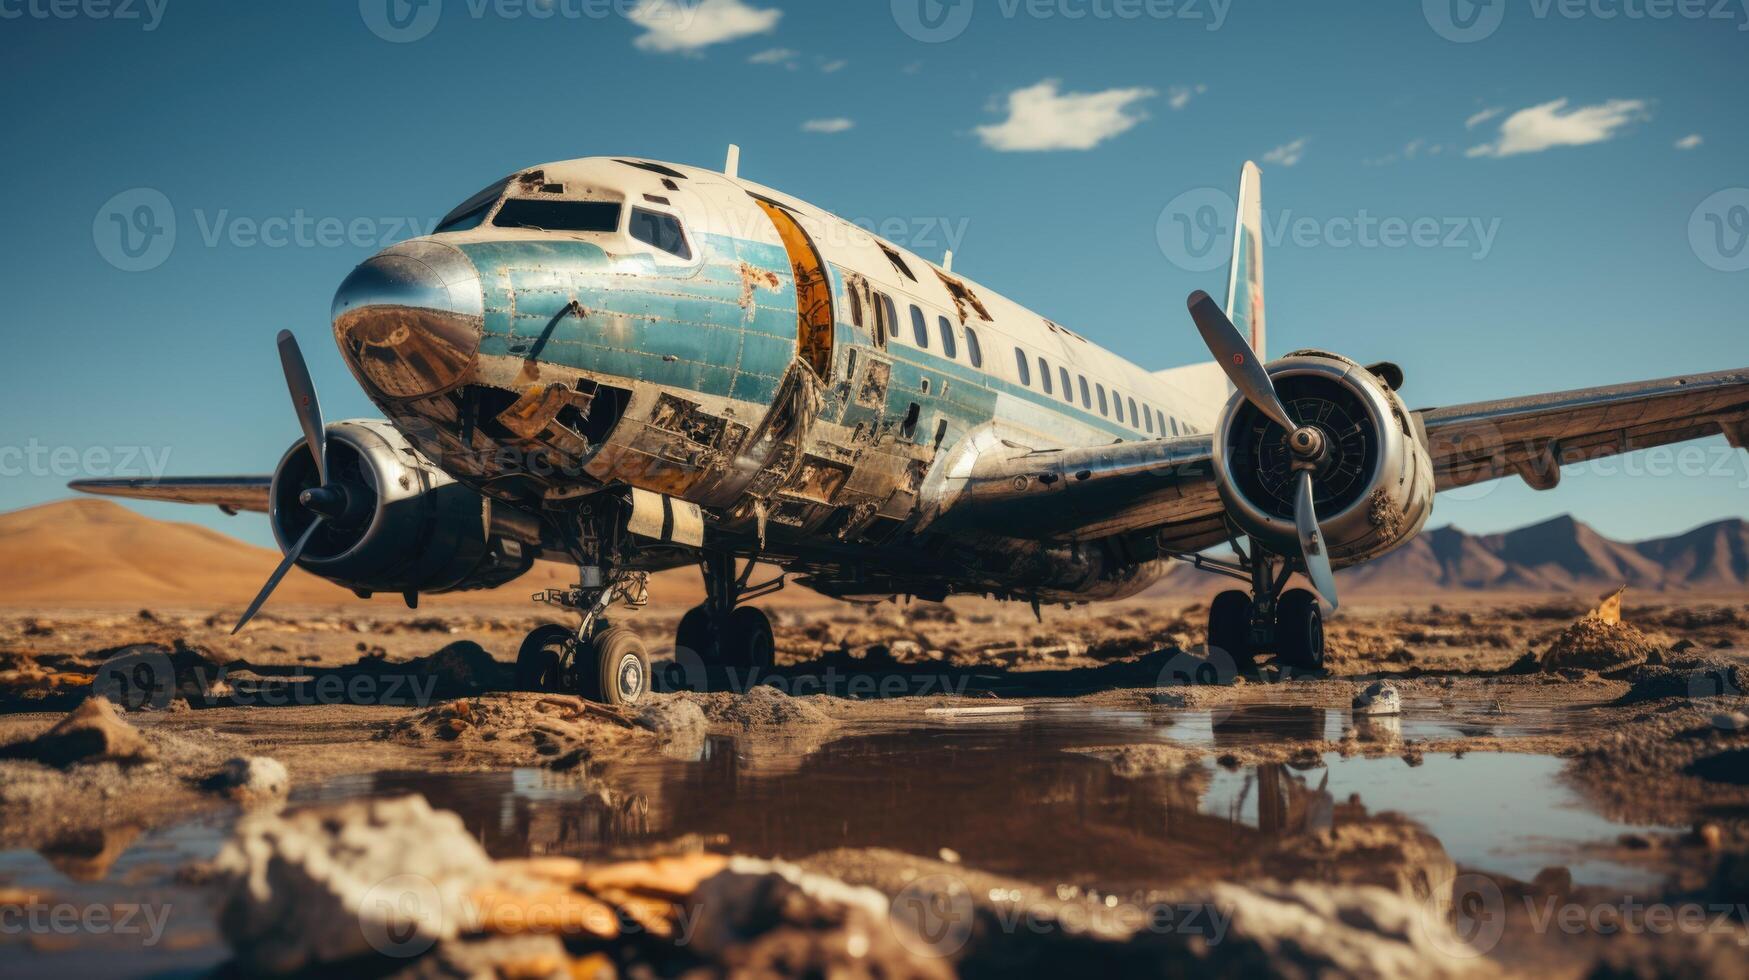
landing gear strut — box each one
[1174,542,1326,672]
[516,568,652,706]
[675,552,781,672]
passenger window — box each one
[879,293,899,346]
[1097,384,1109,416]
[1058,367,1072,402]
[1144,405,1154,434]
[848,288,863,328]
[628,207,691,258]
[1038,357,1052,394]
[1078,376,1091,408]
[965,326,983,367]
[1170,417,1180,436]
[938,316,958,359]
[909,305,929,348]
[1128,398,1139,428]
[1113,395,1124,424]
[1014,348,1031,386]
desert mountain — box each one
[1334,514,1749,594]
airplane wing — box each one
[69,476,273,514]
[1419,366,1749,491]
[929,365,1749,551]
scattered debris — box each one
[0,696,152,768]
[1540,589,1669,672]
[205,756,290,802]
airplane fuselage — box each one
[331,156,1230,602]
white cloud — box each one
[1675,133,1703,150]
[628,0,781,54]
[801,118,855,134]
[1262,137,1308,167]
[1465,106,1504,129]
[818,58,848,73]
[975,80,1156,152]
[901,61,923,75]
[1167,83,1206,111]
[1465,98,1650,158]
[748,47,797,65]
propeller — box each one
[233,331,337,634]
[1186,290,1339,612]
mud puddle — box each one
[0,703,1676,975]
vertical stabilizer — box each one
[1224,161,1265,359]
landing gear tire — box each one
[583,626,650,707]
[675,605,715,660]
[1274,589,1325,672]
[721,606,775,670]
[515,624,575,692]
[1207,590,1256,671]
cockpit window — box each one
[492,199,622,233]
[629,207,691,259]
[435,177,511,234]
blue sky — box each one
[1,0,1745,549]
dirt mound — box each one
[680,685,838,730]
[1540,618,1668,672]
[378,693,653,768]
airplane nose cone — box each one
[332,241,483,399]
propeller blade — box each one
[1186,290,1295,433]
[277,329,328,486]
[1293,470,1340,612]
[232,518,323,634]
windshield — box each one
[493,199,622,233]
[434,177,511,234]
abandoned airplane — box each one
[73,154,1749,704]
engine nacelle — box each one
[1212,350,1434,568]
[270,419,539,596]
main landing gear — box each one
[674,552,783,672]
[515,570,652,707]
[1186,545,1326,673]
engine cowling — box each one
[269,419,539,596]
[1211,350,1434,568]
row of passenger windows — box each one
[848,286,1195,439]
[1011,347,1193,437]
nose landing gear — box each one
[515,569,652,706]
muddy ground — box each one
[1,595,1747,977]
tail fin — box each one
[1224,160,1265,360]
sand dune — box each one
[0,499,831,610]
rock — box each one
[1710,711,1749,732]
[207,756,290,801]
[633,696,708,743]
[0,697,153,768]
[1352,682,1402,716]
[214,795,497,974]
